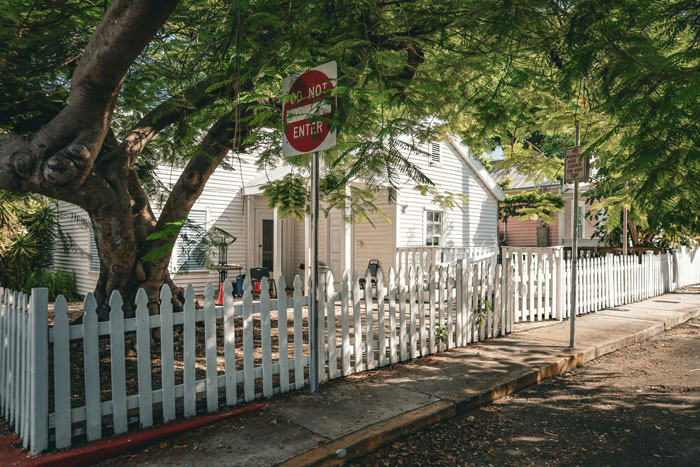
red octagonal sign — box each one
[282,61,337,157]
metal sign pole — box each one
[309,150,320,393]
[622,182,628,256]
[569,123,580,349]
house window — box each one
[430,142,441,165]
[426,211,442,246]
[89,227,99,271]
[177,210,207,270]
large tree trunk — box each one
[84,172,182,320]
[83,108,247,319]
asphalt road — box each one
[352,318,700,467]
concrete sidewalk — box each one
[104,287,700,466]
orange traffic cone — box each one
[216,282,224,306]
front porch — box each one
[242,175,398,291]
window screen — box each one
[177,210,207,270]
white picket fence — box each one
[503,247,685,323]
[0,256,509,453]
[0,288,48,454]
[501,247,567,322]
[676,246,700,288]
[395,245,497,273]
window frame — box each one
[175,209,209,271]
[425,210,443,247]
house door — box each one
[257,217,274,272]
[328,211,343,282]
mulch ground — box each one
[351,317,700,466]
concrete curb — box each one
[281,307,700,466]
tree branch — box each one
[0,0,179,194]
[100,75,229,169]
[156,107,252,233]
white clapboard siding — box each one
[3,246,698,453]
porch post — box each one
[246,196,254,273]
[273,208,282,280]
[343,186,352,275]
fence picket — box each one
[326,271,340,379]
[487,259,495,337]
[30,289,48,454]
[340,271,351,376]
[389,268,398,363]
[417,266,426,356]
[108,291,128,435]
[495,264,503,336]
[204,283,219,409]
[223,280,237,404]
[456,262,463,348]
[398,268,408,361]
[183,284,196,417]
[83,293,101,440]
[409,266,418,356]
[242,277,255,402]
[377,269,387,366]
[19,294,27,443]
[352,270,363,373]
[438,266,446,352]
[318,273,327,382]
[277,276,290,391]
[428,265,436,353]
[135,289,153,428]
[0,289,5,414]
[327,273,338,379]
[8,291,16,424]
[293,275,304,389]
[160,286,175,421]
[364,269,375,370]
[53,295,71,448]
[446,265,454,348]
[260,278,273,398]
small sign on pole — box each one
[564,145,588,183]
[567,130,583,348]
[282,61,337,157]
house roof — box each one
[490,164,560,190]
[243,136,507,203]
[447,138,506,202]
[243,165,294,195]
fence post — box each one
[29,288,48,454]
[557,249,565,321]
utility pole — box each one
[569,122,581,349]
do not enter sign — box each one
[282,61,337,157]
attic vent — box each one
[430,142,441,165]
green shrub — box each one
[20,269,81,302]
[1,191,58,289]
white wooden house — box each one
[54,137,504,295]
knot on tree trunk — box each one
[43,142,93,187]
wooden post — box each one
[29,288,48,454]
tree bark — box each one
[0,0,179,195]
[82,105,250,319]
